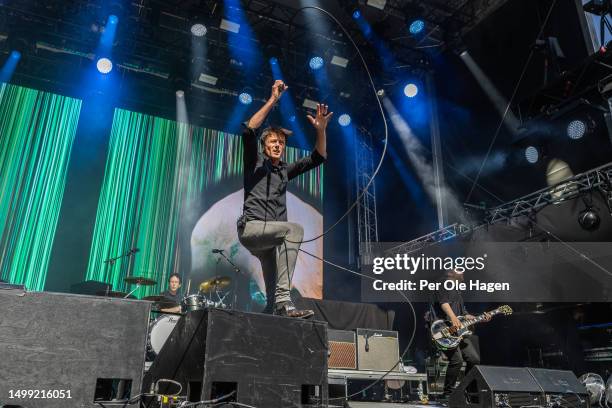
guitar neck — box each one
[462,308,501,327]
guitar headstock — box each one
[497,305,513,315]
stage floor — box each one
[335,403,443,408]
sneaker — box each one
[274,301,314,318]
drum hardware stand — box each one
[125,282,142,298]
[214,249,242,310]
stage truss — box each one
[387,161,612,255]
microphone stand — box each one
[103,248,138,266]
[102,248,139,298]
[214,250,242,310]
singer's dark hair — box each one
[260,126,292,146]
[168,273,182,284]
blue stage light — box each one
[409,19,425,35]
[269,57,278,65]
[403,83,418,98]
[338,114,351,127]
[10,50,21,60]
[352,9,361,19]
[96,57,113,74]
[238,92,253,105]
[525,146,539,164]
[108,15,118,25]
[289,115,296,122]
[567,120,586,139]
[309,56,324,70]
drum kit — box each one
[97,274,234,359]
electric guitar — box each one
[430,305,513,350]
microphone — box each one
[212,249,224,254]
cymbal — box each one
[124,276,157,286]
[96,290,134,299]
[199,276,232,292]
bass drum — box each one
[147,314,180,358]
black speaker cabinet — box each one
[450,365,590,408]
[0,289,151,407]
[527,368,589,408]
[450,366,544,408]
[142,308,328,408]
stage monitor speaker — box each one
[0,289,150,408]
[527,368,589,408]
[142,308,328,408]
[450,366,544,408]
[328,329,357,369]
[356,328,400,372]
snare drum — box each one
[181,294,205,312]
[147,314,180,357]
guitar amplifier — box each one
[356,328,400,372]
[328,329,357,369]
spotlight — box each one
[10,50,21,60]
[352,9,361,19]
[567,119,586,139]
[403,83,419,98]
[338,114,351,127]
[269,57,278,65]
[525,146,539,163]
[238,92,252,105]
[96,57,113,74]
[376,89,386,98]
[578,207,601,231]
[108,15,118,25]
[409,19,425,35]
[190,23,207,37]
[289,115,296,123]
[176,90,185,98]
[309,56,324,70]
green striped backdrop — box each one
[0,83,82,290]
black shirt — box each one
[241,123,326,222]
[160,290,181,304]
[432,287,467,320]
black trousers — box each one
[443,334,480,395]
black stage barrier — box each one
[143,308,328,408]
[0,289,151,408]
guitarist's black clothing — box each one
[434,287,467,318]
[431,288,481,397]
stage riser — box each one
[0,290,150,408]
[143,308,328,408]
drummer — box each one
[160,273,182,313]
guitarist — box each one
[432,268,491,400]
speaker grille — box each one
[329,341,357,369]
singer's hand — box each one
[307,103,333,132]
[270,80,287,102]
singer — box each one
[237,79,332,318]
